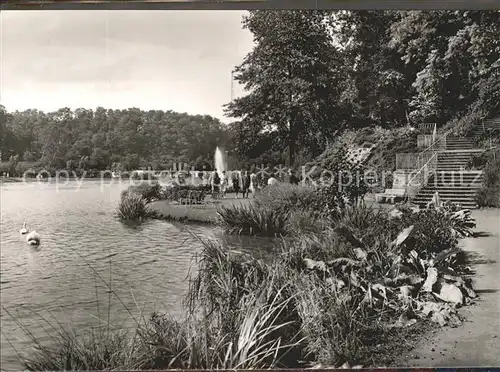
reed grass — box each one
[217,203,288,236]
[116,192,148,220]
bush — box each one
[286,209,331,236]
[446,109,486,137]
[217,204,288,237]
[253,183,320,216]
[162,185,210,202]
[124,182,162,203]
[466,152,490,170]
[219,183,348,237]
[476,150,500,207]
[473,128,500,149]
[116,192,148,220]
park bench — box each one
[374,188,406,204]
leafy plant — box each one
[217,204,288,237]
[125,182,162,203]
[476,149,500,207]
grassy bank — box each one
[9,190,480,370]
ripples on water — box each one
[0,180,274,370]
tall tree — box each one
[225,10,345,166]
[333,11,411,128]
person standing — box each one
[211,171,220,198]
[220,170,228,198]
[249,171,257,198]
[232,171,241,198]
[242,171,251,198]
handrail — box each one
[405,151,438,201]
[403,128,451,200]
[420,130,449,154]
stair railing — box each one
[403,130,451,202]
[405,152,438,202]
[418,122,436,134]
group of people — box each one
[210,169,300,199]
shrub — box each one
[466,152,490,170]
[472,128,500,149]
[253,183,320,216]
[124,182,162,203]
[162,185,211,202]
[220,183,348,237]
[398,208,458,258]
[285,209,331,236]
[446,109,486,137]
[116,192,148,220]
[217,204,288,237]
[476,150,500,207]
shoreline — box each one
[147,195,252,224]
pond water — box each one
[0,180,274,370]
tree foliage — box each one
[225,10,347,166]
[2,11,499,171]
[1,105,229,172]
[227,10,500,164]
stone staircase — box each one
[469,116,500,137]
[410,119,497,208]
[444,136,475,150]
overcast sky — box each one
[0,10,253,122]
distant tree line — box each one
[0,106,234,174]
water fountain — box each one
[214,146,227,179]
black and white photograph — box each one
[1,6,499,371]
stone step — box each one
[431,175,483,178]
[413,193,478,200]
[422,182,481,187]
[438,155,478,158]
[413,195,478,203]
[417,190,478,196]
[437,159,477,162]
[436,166,473,170]
[436,167,472,170]
[438,149,484,154]
[413,201,478,209]
[429,184,483,188]
[436,170,477,173]
[437,165,476,167]
[430,177,483,182]
[437,162,472,165]
[431,172,483,176]
[423,186,483,191]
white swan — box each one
[26,231,40,246]
[20,222,28,235]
